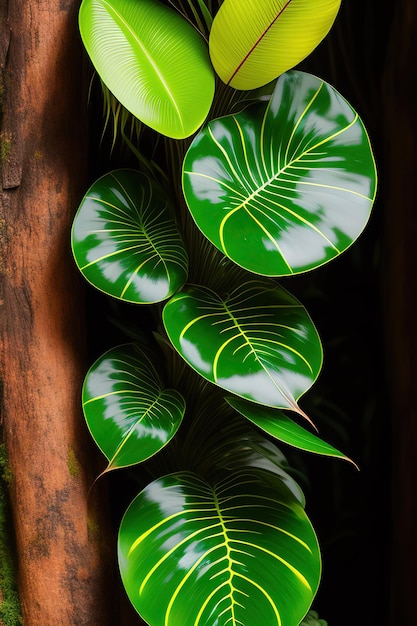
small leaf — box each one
[163,279,322,416]
[209,0,341,89]
[183,70,377,276]
[71,169,188,303]
[79,0,215,138]
[82,343,185,469]
[227,396,355,464]
[301,610,328,626]
[205,418,307,504]
[118,469,321,626]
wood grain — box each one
[0,1,116,624]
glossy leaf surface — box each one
[71,169,188,303]
[209,0,341,89]
[183,70,377,276]
[82,343,185,469]
[227,396,351,462]
[118,469,321,625]
[79,0,215,138]
[163,279,323,415]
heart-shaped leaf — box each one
[163,279,322,417]
[183,70,377,277]
[118,469,321,626]
[79,0,215,138]
[209,0,341,89]
[71,169,188,303]
[82,343,185,470]
[227,396,353,463]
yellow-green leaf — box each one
[209,0,342,89]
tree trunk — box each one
[382,2,417,624]
[0,1,115,624]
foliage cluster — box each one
[71,1,377,624]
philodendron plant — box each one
[71,0,377,624]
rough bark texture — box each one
[382,3,417,624]
[0,1,115,624]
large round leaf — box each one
[227,396,354,464]
[82,343,185,469]
[209,0,341,90]
[183,70,377,276]
[118,469,321,625]
[163,279,323,416]
[79,0,215,138]
[71,169,188,303]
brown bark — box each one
[0,1,115,624]
[381,2,417,624]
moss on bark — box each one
[0,443,22,626]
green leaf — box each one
[71,169,188,304]
[82,343,185,470]
[183,70,377,276]
[163,279,323,417]
[183,0,213,34]
[209,0,341,89]
[227,396,354,464]
[204,420,307,504]
[118,469,321,626]
[79,0,215,138]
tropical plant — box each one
[71,0,377,624]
